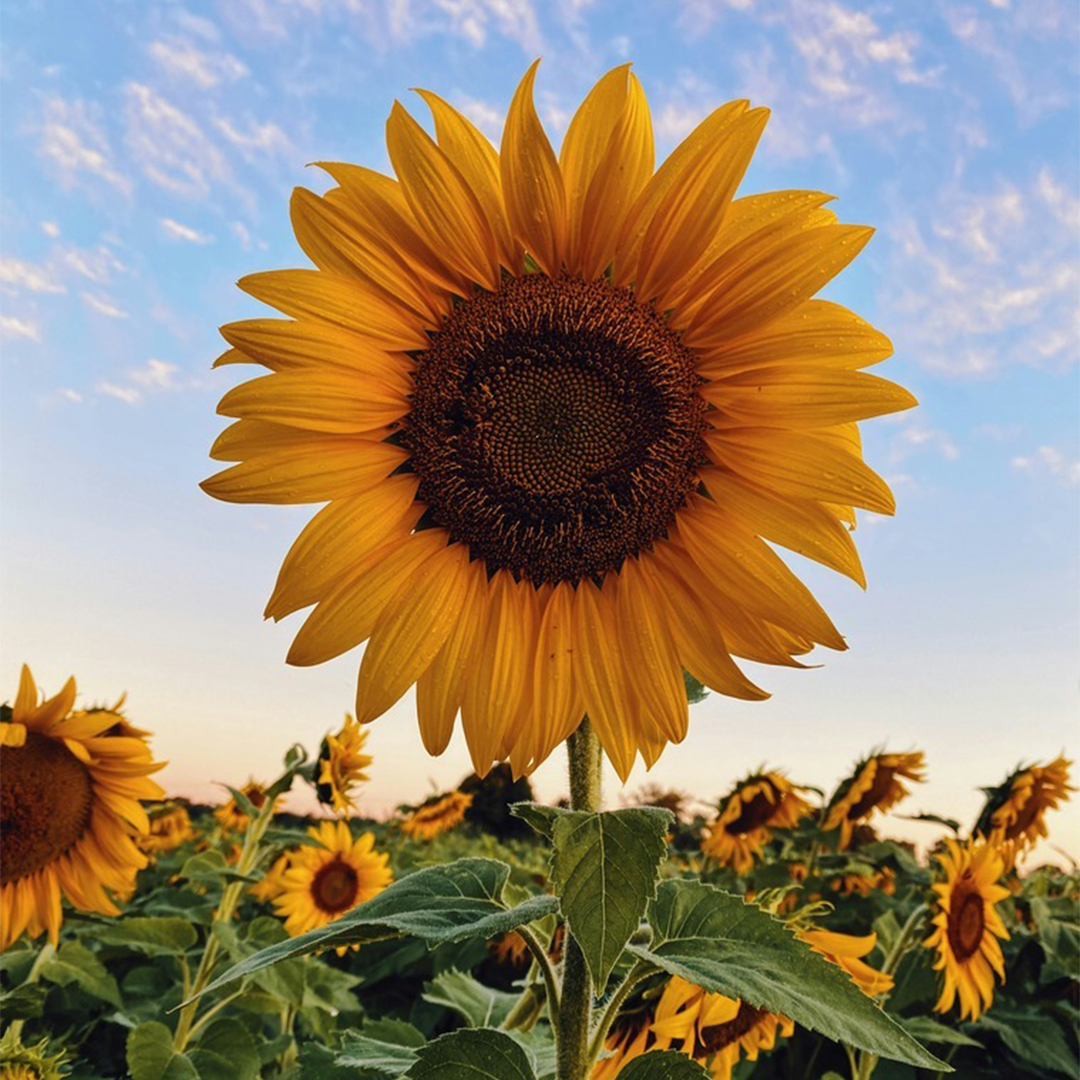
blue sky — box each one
[2,0,1077,855]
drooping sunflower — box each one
[316,714,373,815]
[203,63,914,781]
[400,790,473,841]
[800,928,893,997]
[0,666,165,949]
[138,802,195,855]
[701,770,811,873]
[924,837,1010,1021]
[975,756,1073,856]
[824,750,925,849]
[272,820,391,946]
[214,780,271,833]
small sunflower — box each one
[976,756,1073,855]
[400,790,473,841]
[316,714,372,815]
[924,837,1010,1021]
[273,820,391,946]
[0,666,164,949]
[250,852,292,903]
[138,803,195,855]
[204,62,914,783]
[824,750,925,849]
[214,780,270,833]
[701,770,811,873]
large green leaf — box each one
[97,916,198,956]
[617,1050,711,1078]
[335,1033,420,1075]
[978,1008,1076,1076]
[41,940,121,1007]
[423,968,520,1028]
[404,1029,537,1080]
[126,1021,198,1080]
[551,807,672,988]
[627,880,945,1070]
[898,1016,982,1048]
[191,859,557,1000]
[188,1018,261,1080]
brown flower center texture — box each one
[727,782,782,834]
[697,1002,769,1054]
[947,887,986,962]
[846,764,896,820]
[1005,781,1044,839]
[1,731,95,885]
[312,858,360,915]
[405,274,707,585]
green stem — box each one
[8,939,55,1041]
[588,960,651,1062]
[516,924,562,1036]
[557,719,602,1080]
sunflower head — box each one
[250,852,293,903]
[273,820,391,949]
[0,1030,67,1080]
[976,756,1073,855]
[400,790,473,841]
[204,62,914,784]
[316,714,372,815]
[701,770,811,873]
[1,666,164,949]
[924,837,1011,1021]
[214,780,271,833]
[138,802,195,855]
[824,750,925,849]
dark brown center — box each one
[312,858,360,914]
[727,781,782,834]
[1,731,95,885]
[404,274,707,585]
[1005,781,1043,839]
[947,888,985,961]
[697,1002,768,1054]
[846,764,896,820]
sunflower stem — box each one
[8,939,55,1041]
[557,718,602,1080]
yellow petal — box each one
[500,60,567,276]
[265,474,423,619]
[356,541,471,722]
[386,101,501,290]
[210,418,394,462]
[634,108,768,304]
[217,370,409,434]
[239,270,428,351]
[13,665,38,721]
[287,529,450,666]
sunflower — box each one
[273,820,391,948]
[976,756,1073,856]
[0,666,164,949]
[924,837,1010,1021]
[800,928,893,997]
[0,1030,66,1080]
[701,770,811,873]
[316,714,372,815]
[400,790,473,841]
[250,852,292,902]
[824,750,925,849]
[138,802,195,855]
[489,930,530,968]
[214,780,270,833]
[203,62,914,782]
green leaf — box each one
[628,880,946,1071]
[404,1029,536,1080]
[616,1049,711,1078]
[97,917,198,956]
[551,807,672,988]
[510,802,564,840]
[0,982,47,1019]
[188,1018,260,1080]
[682,671,708,705]
[126,1021,198,1080]
[336,1033,420,1074]
[977,1008,1076,1076]
[179,850,256,885]
[192,859,558,1000]
[898,1016,982,1048]
[423,968,520,1028]
[41,940,121,1007]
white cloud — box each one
[41,221,61,238]
[131,359,180,389]
[37,96,132,195]
[59,388,84,403]
[214,116,292,158]
[97,381,141,405]
[454,97,505,143]
[61,245,126,285]
[0,257,66,294]
[0,315,41,341]
[161,218,214,244]
[149,37,248,88]
[124,83,230,198]
[890,421,960,463]
[82,291,129,319]
[1011,445,1080,485]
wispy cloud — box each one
[61,245,127,285]
[0,315,41,342]
[149,36,248,88]
[161,218,214,244]
[82,291,129,319]
[96,381,141,405]
[40,221,61,238]
[0,257,66,294]
[36,95,132,194]
[1012,445,1080,486]
[95,359,183,405]
[213,116,292,159]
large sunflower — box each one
[975,756,1073,856]
[203,63,914,781]
[316,714,373,815]
[701,770,811,873]
[273,820,391,945]
[924,837,1010,1021]
[0,666,164,949]
[824,750,925,849]
[400,790,473,841]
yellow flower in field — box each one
[976,756,1073,856]
[824,750,925,849]
[0,666,164,949]
[250,853,292,903]
[273,820,391,947]
[401,791,473,841]
[316,714,372,815]
[925,837,1010,1021]
[203,62,914,782]
[800,928,893,997]
[701,771,811,873]
[214,780,271,833]
[139,803,195,854]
